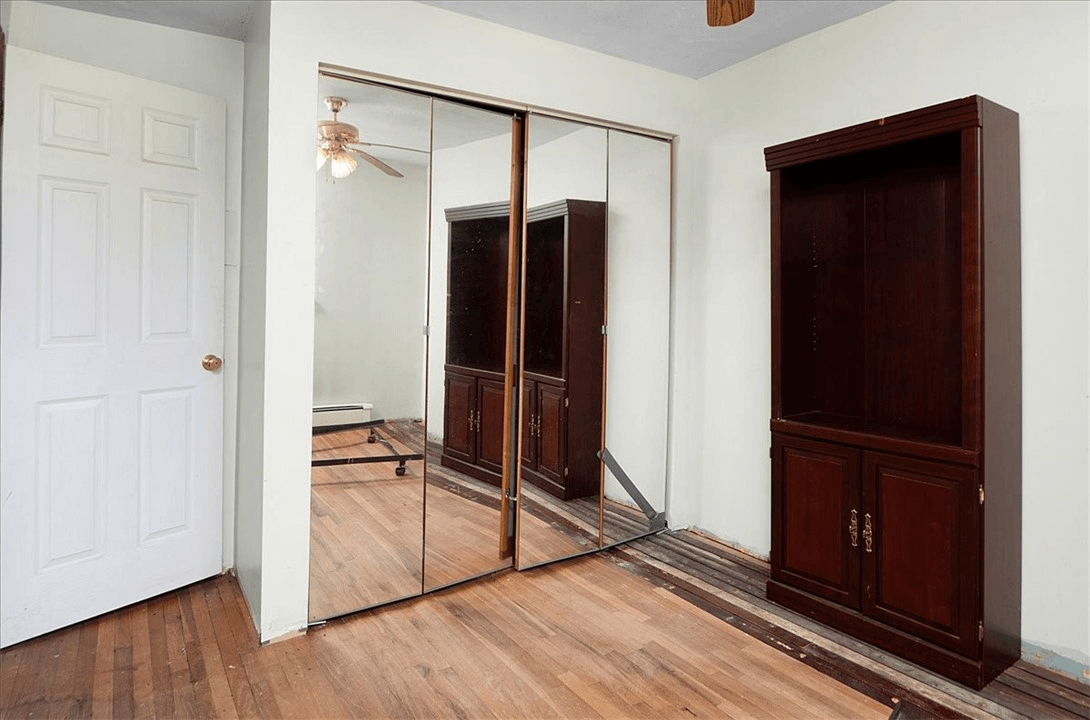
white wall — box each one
[3,0,246,573]
[685,0,1089,674]
[235,0,271,630]
[314,162,429,419]
[242,0,697,642]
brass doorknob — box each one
[202,354,223,372]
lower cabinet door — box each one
[771,434,861,609]
[862,451,979,657]
[443,372,475,463]
[535,383,566,484]
[476,379,506,474]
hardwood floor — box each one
[604,532,1090,720]
[1,556,887,719]
[3,529,1087,719]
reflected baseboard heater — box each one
[312,403,373,428]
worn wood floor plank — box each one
[90,614,115,720]
[42,624,81,720]
[109,607,135,720]
[128,603,155,720]
[203,578,261,720]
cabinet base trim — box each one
[440,454,502,488]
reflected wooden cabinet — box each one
[520,376,567,493]
[766,97,1020,689]
[441,199,604,500]
[442,368,505,476]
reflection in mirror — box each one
[309,77,431,621]
[424,100,516,591]
[516,115,608,569]
[601,130,672,547]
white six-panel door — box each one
[1,48,226,647]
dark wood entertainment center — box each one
[765,96,1021,689]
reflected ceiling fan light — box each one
[330,149,357,179]
[316,96,404,180]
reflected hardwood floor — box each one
[309,463,425,621]
[310,421,605,620]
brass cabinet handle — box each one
[864,513,873,553]
[849,509,858,548]
[468,410,474,433]
[476,410,481,432]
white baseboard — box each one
[312,403,373,428]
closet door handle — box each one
[849,509,858,548]
[863,513,873,553]
[476,410,481,432]
[468,410,474,434]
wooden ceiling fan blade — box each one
[707,0,754,26]
[347,147,404,178]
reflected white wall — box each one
[314,161,429,420]
[527,124,607,206]
[604,131,672,511]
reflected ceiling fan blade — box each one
[346,147,404,178]
[707,0,754,26]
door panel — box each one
[772,434,861,609]
[863,452,979,657]
[477,379,506,474]
[1,48,225,648]
[443,373,475,463]
[536,384,566,483]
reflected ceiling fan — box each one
[317,96,404,179]
[707,0,755,26]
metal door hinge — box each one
[979,485,985,505]
[423,325,430,336]
[564,466,569,476]
[978,621,984,642]
[602,325,608,335]
[564,397,569,407]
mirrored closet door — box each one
[424,99,520,592]
[310,77,432,621]
[600,129,672,548]
[515,115,608,568]
[514,118,673,568]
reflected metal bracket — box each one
[311,419,423,476]
[598,448,667,532]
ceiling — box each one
[34,0,890,79]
